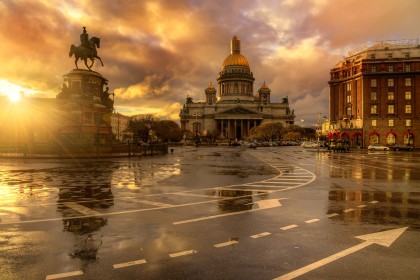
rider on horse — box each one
[80,27,90,48]
[69,27,104,70]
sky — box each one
[0,0,420,126]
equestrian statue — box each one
[69,27,104,70]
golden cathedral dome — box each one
[222,36,250,68]
[223,53,250,67]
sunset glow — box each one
[0,0,419,124]
[0,80,36,103]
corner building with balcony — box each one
[328,39,420,148]
[179,36,295,140]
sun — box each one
[8,92,21,103]
[0,79,35,102]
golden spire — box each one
[231,35,240,54]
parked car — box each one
[301,141,319,148]
[391,144,413,151]
[367,143,389,151]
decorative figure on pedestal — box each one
[69,27,104,70]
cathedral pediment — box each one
[219,106,259,115]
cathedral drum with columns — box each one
[179,36,295,141]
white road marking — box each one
[357,205,367,208]
[46,270,83,279]
[214,240,239,248]
[171,192,217,198]
[281,224,298,231]
[343,208,354,213]
[305,218,320,224]
[113,259,147,269]
[327,213,339,217]
[269,178,312,181]
[276,176,313,178]
[169,250,197,258]
[137,199,173,207]
[63,202,101,216]
[370,200,379,204]
[254,199,282,208]
[218,188,274,193]
[242,184,309,189]
[174,199,283,225]
[274,227,408,280]
[251,232,271,238]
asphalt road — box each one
[0,146,419,280]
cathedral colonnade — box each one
[216,118,261,140]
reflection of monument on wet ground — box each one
[57,162,114,267]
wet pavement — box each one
[0,146,419,279]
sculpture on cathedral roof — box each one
[69,27,104,70]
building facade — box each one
[111,112,131,142]
[179,36,295,140]
[328,39,420,148]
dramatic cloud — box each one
[0,0,419,125]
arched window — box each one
[386,133,396,145]
[369,133,379,144]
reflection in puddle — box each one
[58,180,114,267]
[328,189,420,229]
[217,190,253,212]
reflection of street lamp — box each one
[192,113,202,147]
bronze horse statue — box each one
[69,37,104,70]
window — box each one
[371,79,377,87]
[405,78,411,86]
[372,120,377,127]
[405,52,410,58]
[370,54,376,59]
[388,119,394,127]
[405,91,411,100]
[387,53,393,58]
[388,92,394,100]
[370,133,379,144]
[346,95,351,103]
[404,132,414,145]
[346,83,351,91]
[406,119,412,127]
[388,79,394,87]
[405,105,412,114]
[405,65,411,72]
[371,92,377,101]
[388,65,394,72]
[371,105,377,114]
[388,105,395,114]
[386,133,396,145]
[371,65,376,72]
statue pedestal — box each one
[57,69,114,147]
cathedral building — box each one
[179,36,295,140]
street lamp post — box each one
[192,113,202,147]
